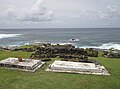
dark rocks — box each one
[103,48,120,58]
[29,44,99,63]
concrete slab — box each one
[0,58,45,72]
[46,60,110,76]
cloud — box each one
[98,5,120,20]
[1,0,54,22]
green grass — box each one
[0,50,120,89]
[18,45,35,49]
[0,50,32,60]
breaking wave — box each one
[0,34,21,39]
[51,42,73,45]
[80,43,120,50]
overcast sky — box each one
[0,0,120,28]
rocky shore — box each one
[1,43,120,60]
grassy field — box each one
[0,50,120,89]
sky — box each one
[0,0,120,28]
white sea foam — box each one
[51,42,73,45]
[80,43,120,50]
[0,34,21,39]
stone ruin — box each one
[46,60,110,76]
[0,58,45,72]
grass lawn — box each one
[0,50,120,89]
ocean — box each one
[0,28,120,50]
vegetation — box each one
[86,48,98,57]
[0,50,32,60]
[41,58,52,62]
[0,50,120,89]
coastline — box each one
[0,42,120,51]
[0,42,120,89]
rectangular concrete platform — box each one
[0,58,45,72]
[46,60,110,76]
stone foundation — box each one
[46,60,110,76]
[0,58,45,72]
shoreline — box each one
[0,42,120,51]
[0,42,120,53]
